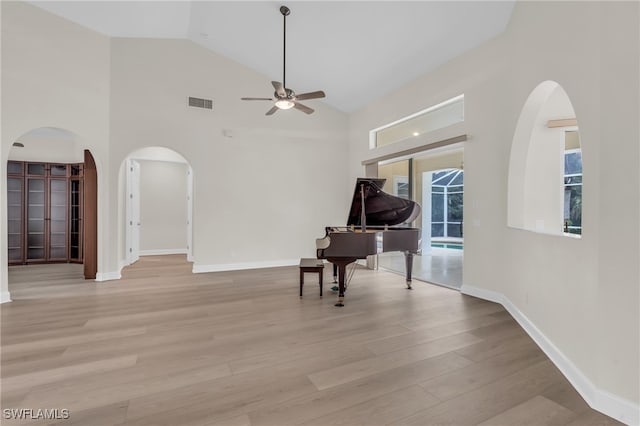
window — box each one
[371,95,464,149]
[563,149,582,235]
[431,169,464,238]
[393,176,409,199]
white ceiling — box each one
[30,1,515,112]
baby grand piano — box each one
[316,178,421,306]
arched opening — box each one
[5,127,99,299]
[118,147,193,271]
[508,81,582,237]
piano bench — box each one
[299,258,324,297]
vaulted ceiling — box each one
[30,1,515,112]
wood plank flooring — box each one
[1,255,620,426]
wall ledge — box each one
[460,284,639,426]
[193,259,299,274]
[0,291,12,304]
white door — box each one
[186,166,193,262]
[126,159,141,264]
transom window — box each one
[370,95,464,149]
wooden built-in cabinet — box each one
[7,161,84,265]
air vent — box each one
[188,97,213,110]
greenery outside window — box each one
[564,149,582,235]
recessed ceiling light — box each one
[412,132,419,137]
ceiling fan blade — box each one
[241,97,273,101]
[272,81,286,97]
[293,102,314,114]
[295,90,326,101]
[266,105,279,116]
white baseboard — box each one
[193,258,299,274]
[95,271,122,282]
[460,284,639,426]
[0,291,12,304]
[139,249,188,256]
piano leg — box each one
[332,263,338,283]
[327,259,356,307]
[336,263,347,307]
[405,252,414,290]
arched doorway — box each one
[5,127,98,284]
[119,147,193,269]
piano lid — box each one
[346,178,421,227]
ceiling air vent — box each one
[188,97,213,110]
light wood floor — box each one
[2,256,620,426]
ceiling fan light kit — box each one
[241,5,326,115]
[275,99,295,110]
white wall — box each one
[8,127,84,164]
[138,160,188,253]
[0,0,5,303]
[107,38,350,272]
[1,2,350,283]
[2,2,637,422]
[1,1,111,292]
[348,1,639,422]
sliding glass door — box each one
[376,150,464,289]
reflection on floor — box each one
[378,247,463,290]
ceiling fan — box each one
[241,5,326,115]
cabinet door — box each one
[7,177,24,264]
[26,178,46,261]
[49,178,68,260]
[69,178,83,262]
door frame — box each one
[83,149,98,280]
[125,159,141,265]
[124,157,193,266]
[186,166,193,262]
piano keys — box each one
[316,178,421,306]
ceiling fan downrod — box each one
[239,4,325,115]
[280,6,290,91]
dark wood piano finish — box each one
[316,178,421,306]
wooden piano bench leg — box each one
[300,269,304,297]
[299,259,325,298]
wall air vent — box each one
[188,97,213,110]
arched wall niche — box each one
[508,80,582,236]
